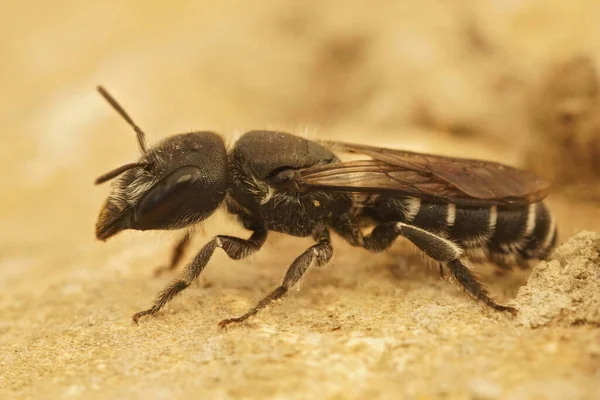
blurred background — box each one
[1,1,600,399]
[2,0,600,247]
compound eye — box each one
[135,166,201,229]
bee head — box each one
[94,87,228,241]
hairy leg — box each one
[133,229,268,323]
[218,229,333,328]
[334,217,515,313]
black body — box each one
[227,131,353,237]
[96,131,228,239]
[363,197,556,266]
[93,87,557,327]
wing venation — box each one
[296,141,550,206]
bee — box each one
[94,86,557,327]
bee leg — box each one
[358,221,515,313]
[132,229,268,324]
[218,230,333,328]
[153,231,192,277]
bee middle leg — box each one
[218,229,333,328]
[132,229,268,323]
[334,217,515,313]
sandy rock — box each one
[514,231,600,328]
[4,1,600,398]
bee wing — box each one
[297,141,551,206]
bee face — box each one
[96,132,228,240]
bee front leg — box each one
[153,230,193,277]
[218,230,333,328]
[132,229,267,323]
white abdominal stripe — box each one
[389,198,557,266]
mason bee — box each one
[94,86,557,327]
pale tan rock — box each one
[515,231,600,328]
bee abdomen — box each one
[365,196,557,268]
[412,201,557,266]
[517,202,557,260]
[412,201,452,235]
[368,197,499,248]
[486,202,557,267]
[404,200,497,249]
[449,205,496,248]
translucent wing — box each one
[295,141,550,206]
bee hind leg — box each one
[335,217,516,314]
[392,223,516,313]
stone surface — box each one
[515,231,600,328]
[1,1,600,399]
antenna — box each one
[94,162,147,185]
[97,85,149,154]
